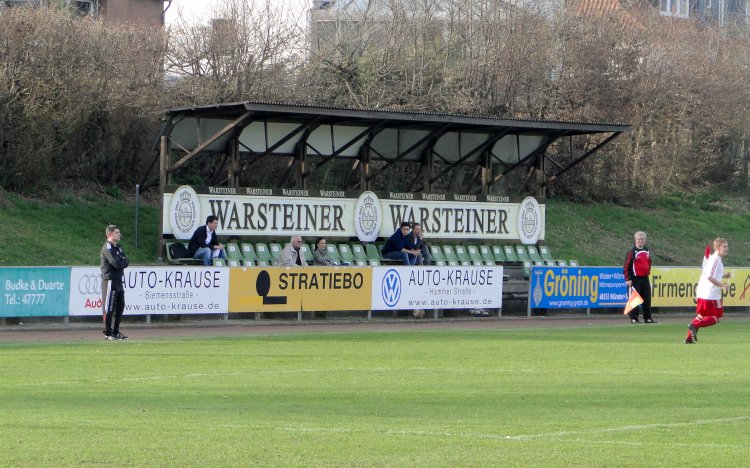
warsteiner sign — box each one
[163,186,545,243]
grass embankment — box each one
[1,188,749,267]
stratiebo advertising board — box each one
[371,266,503,310]
[228,266,372,312]
[68,266,229,316]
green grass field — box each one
[2,321,749,466]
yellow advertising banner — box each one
[651,267,750,307]
[228,266,372,312]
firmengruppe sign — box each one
[163,186,545,243]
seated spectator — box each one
[188,215,226,266]
[277,234,307,267]
[313,237,337,266]
[408,222,432,266]
[382,222,419,265]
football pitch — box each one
[1,320,749,466]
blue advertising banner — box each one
[528,266,627,309]
[0,267,70,317]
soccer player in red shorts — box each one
[685,238,731,344]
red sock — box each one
[693,316,718,329]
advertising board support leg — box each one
[146,314,151,325]
[223,313,228,321]
[298,311,302,321]
[367,309,372,320]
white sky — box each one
[165,0,310,26]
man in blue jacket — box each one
[382,222,420,265]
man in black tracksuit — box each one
[101,224,130,340]
[623,231,655,324]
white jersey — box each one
[696,253,724,300]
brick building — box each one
[1,0,168,27]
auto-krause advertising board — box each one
[228,266,372,312]
[69,266,229,316]
[371,266,504,310]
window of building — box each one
[659,0,689,17]
[70,0,96,17]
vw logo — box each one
[381,269,401,307]
[78,274,102,295]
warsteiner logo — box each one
[517,197,542,245]
[169,186,200,240]
[354,191,382,242]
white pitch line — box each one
[503,416,750,440]
[214,416,749,444]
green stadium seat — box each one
[545,260,557,266]
[441,245,460,266]
[514,245,532,262]
[269,243,283,260]
[491,245,506,263]
[534,261,545,266]
[300,243,314,263]
[368,259,381,266]
[429,245,447,264]
[557,259,568,266]
[338,244,355,264]
[479,245,497,264]
[453,245,473,266]
[526,245,544,263]
[365,243,382,262]
[466,245,485,265]
[503,245,520,263]
[242,259,255,267]
[165,241,202,265]
[354,260,368,267]
[225,242,243,261]
[255,243,273,263]
[569,259,579,267]
[227,258,241,267]
[240,242,258,261]
[326,244,343,263]
[539,245,556,263]
[522,260,532,278]
[351,244,368,263]
[212,258,226,267]
[256,259,270,267]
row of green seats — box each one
[216,241,576,268]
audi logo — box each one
[78,274,102,295]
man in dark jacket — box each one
[188,215,226,266]
[382,222,420,265]
[101,224,130,340]
[623,231,655,323]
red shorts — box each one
[696,298,723,318]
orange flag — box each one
[623,288,644,315]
